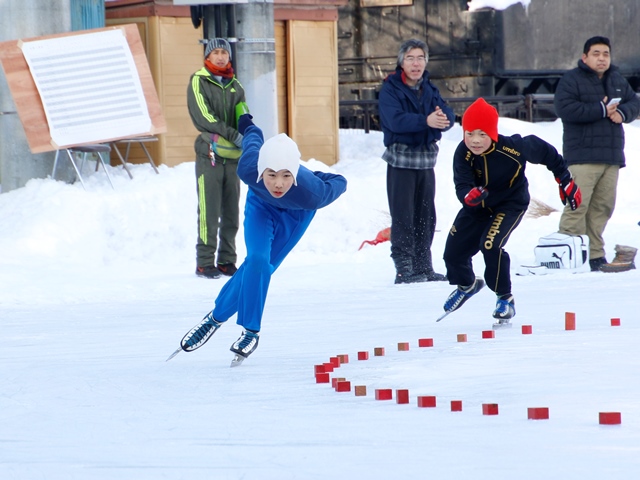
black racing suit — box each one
[443,134,570,295]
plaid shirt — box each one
[382,141,439,170]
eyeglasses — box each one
[404,55,427,64]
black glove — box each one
[556,173,582,211]
[237,114,254,135]
[464,186,489,207]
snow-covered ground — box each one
[1,117,639,479]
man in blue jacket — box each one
[378,39,455,284]
[175,116,348,366]
[554,36,640,271]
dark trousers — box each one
[443,207,525,295]
[386,164,437,275]
[195,154,240,268]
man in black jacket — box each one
[554,36,640,271]
[378,39,455,284]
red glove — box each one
[556,175,582,211]
[464,186,488,207]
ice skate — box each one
[492,294,515,327]
[181,312,223,352]
[166,312,224,361]
[229,329,260,367]
[437,278,485,321]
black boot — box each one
[414,252,447,282]
[394,257,421,284]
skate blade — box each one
[436,311,451,322]
[492,321,513,330]
[165,347,182,362]
[230,354,246,368]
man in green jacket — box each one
[187,38,249,279]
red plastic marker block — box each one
[611,318,621,327]
[451,400,463,412]
[397,342,410,351]
[315,373,330,383]
[527,407,550,420]
[599,412,622,425]
[336,381,351,393]
[522,325,533,335]
[323,362,334,372]
[482,403,499,415]
[354,385,367,396]
[357,351,369,361]
[314,364,325,374]
[482,330,495,339]
[329,356,341,367]
[565,312,576,331]
[374,347,385,356]
[338,354,349,364]
[417,396,437,408]
[457,334,468,343]
[375,389,393,401]
[332,377,346,389]
[396,389,410,404]
[418,338,434,347]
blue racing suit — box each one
[212,125,347,331]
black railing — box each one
[339,94,559,133]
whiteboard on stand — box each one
[0,25,166,153]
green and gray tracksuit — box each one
[187,67,249,269]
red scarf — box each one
[204,60,234,79]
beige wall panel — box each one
[157,16,202,167]
[295,88,334,100]
[166,137,195,148]
[167,124,193,138]
[295,107,336,120]
[164,95,189,107]
[165,93,189,105]
[288,21,339,165]
[295,77,333,87]
[167,145,194,155]
[275,21,288,135]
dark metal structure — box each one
[338,0,640,127]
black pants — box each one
[443,207,525,295]
[387,165,437,275]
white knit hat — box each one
[257,133,301,186]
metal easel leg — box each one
[96,152,115,189]
[139,141,159,174]
[110,142,134,179]
[65,149,86,190]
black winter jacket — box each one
[453,134,571,212]
[378,67,454,148]
[554,60,640,167]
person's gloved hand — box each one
[237,114,254,135]
[556,173,582,211]
[464,186,488,207]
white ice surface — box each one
[1,118,639,479]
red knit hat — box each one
[462,98,499,142]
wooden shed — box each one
[105,0,345,167]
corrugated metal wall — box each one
[70,0,105,31]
